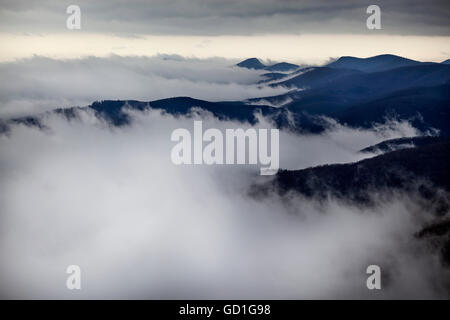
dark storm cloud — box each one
[0,0,449,35]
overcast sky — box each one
[1,0,449,35]
[0,0,449,63]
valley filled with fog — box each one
[0,55,449,299]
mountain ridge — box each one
[236,58,299,72]
[326,54,425,72]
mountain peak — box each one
[327,54,422,72]
[236,58,266,70]
[265,62,299,72]
[236,58,300,72]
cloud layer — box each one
[0,55,289,118]
[1,0,449,36]
[0,109,447,299]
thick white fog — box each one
[0,109,447,299]
[0,55,289,118]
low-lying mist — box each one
[0,109,448,299]
[0,55,289,118]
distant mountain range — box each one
[247,56,450,136]
[251,139,450,208]
[236,58,300,72]
[326,54,425,72]
[359,136,448,153]
[3,54,450,139]
[50,98,325,134]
